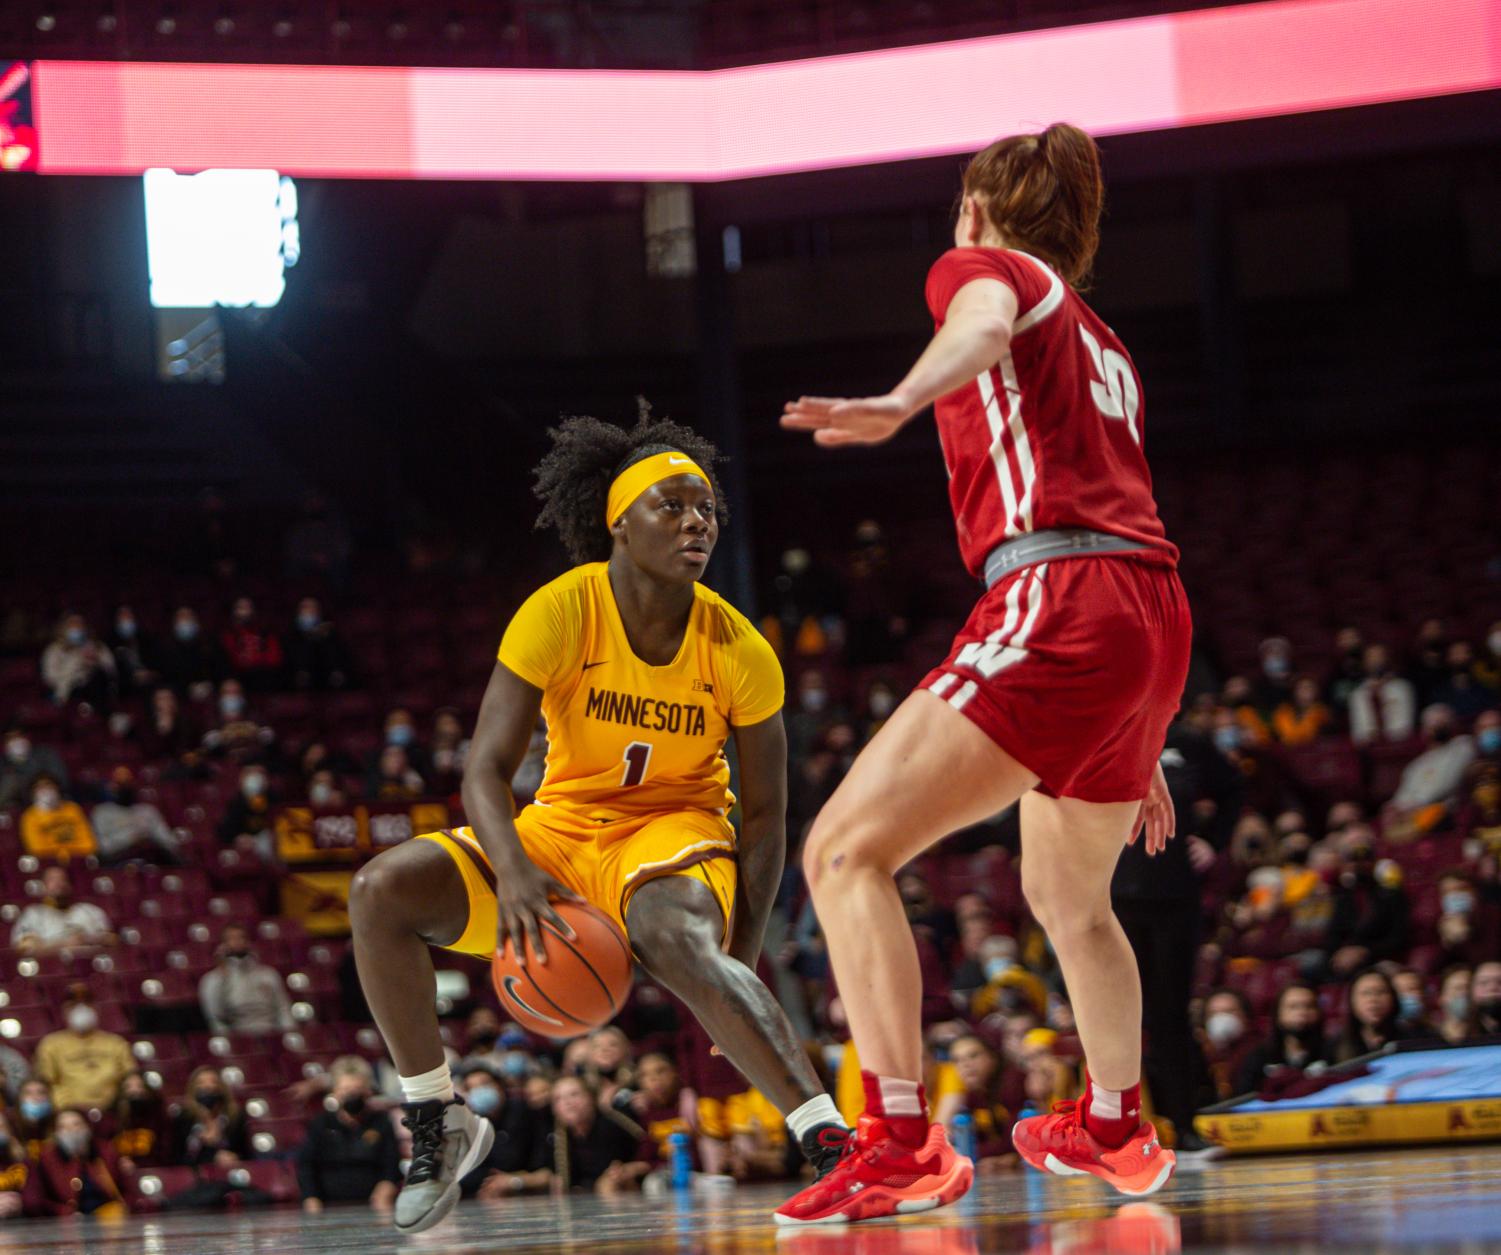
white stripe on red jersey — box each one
[924,248,1178,579]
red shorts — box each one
[920,555,1192,803]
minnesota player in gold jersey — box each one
[350,412,847,1232]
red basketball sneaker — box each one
[1012,1101,1175,1197]
[774,1115,974,1226]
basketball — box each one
[491,901,634,1038]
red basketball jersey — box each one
[924,247,1178,579]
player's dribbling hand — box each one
[494,861,582,966]
[1127,761,1176,856]
[781,395,914,447]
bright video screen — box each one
[19,0,1501,181]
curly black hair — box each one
[532,402,728,565]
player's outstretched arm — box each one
[463,661,581,963]
[781,277,1018,447]
[727,712,789,971]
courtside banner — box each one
[26,0,1501,180]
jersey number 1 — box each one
[621,741,653,787]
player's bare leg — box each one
[350,841,494,1232]
[625,876,846,1173]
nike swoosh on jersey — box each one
[582,660,607,671]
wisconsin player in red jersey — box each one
[776,124,1190,1225]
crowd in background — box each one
[0,513,1499,1215]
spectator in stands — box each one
[29,1108,128,1217]
[140,687,203,774]
[216,764,276,862]
[1436,965,1474,1044]
[107,605,160,696]
[0,1041,27,1101]
[297,1057,400,1214]
[1332,968,1421,1063]
[15,1081,55,1161]
[1384,705,1477,834]
[11,865,113,954]
[32,986,134,1110]
[1477,621,1501,693]
[1325,626,1367,714]
[1272,676,1334,746]
[1254,636,1296,717]
[458,1065,551,1199]
[1199,988,1257,1100]
[306,768,347,810]
[785,670,837,765]
[19,775,96,862]
[0,1110,26,1219]
[583,1028,635,1101]
[366,745,425,802]
[0,726,69,813]
[1349,644,1417,745]
[1433,869,1501,968]
[90,767,183,865]
[457,1008,506,1072]
[620,1052,700,1168]
[897,869,957,955]
[202,679,275,763]
[1391,967,1435,1035]
[109,1072,170,1168]
[1432,641,1492,721]
[1468,710,1501,781]
[1408,618,1452,708]
[933,1034,1019,1171]
[1318,831,1410,979]
[1233,984,1330,1095]
[950,923,1009,1008]
[169,1066,251,1169]
[548,1076,648,1195]
[41,613,116,707]
[157,607,223,701]
[198,924,295,1035]
[1470,960,1501,1039]
[428,707,470,795]
[220,597,284,692]
[286,597,353,692]
[1220,675,1271,745]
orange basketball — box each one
[491,900,634,1039]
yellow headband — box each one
[606,451,712,525]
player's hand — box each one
[780,394,914,447]
[1128,761,1176,856]
[494,860,582,966]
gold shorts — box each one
[418,805,738,959]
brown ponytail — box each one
[961,123,1104,289]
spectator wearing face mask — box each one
[1391,967,1436,1036]
[1348,644,1417,745]
[366,745,426,803]
[286,598,353,692]
[1435,965,1475,1044]
[216,764,276,862]
[369,708,429,778]
[297,1057,400,1215]
[1271,676,1334,746]
[19,776,96,862]
[169,1067,252,1169]
[428,708,470,796]
[106,605,160,696]
[1466,711,1501,785]
[40,613,117,707]
[1253,637,1296,719]
[202,679,275,763]
[861,678,899,741]
[0,1110,28,1220]
[1431,641,1492,721]
[1407,619,1452,709]
[29,1108,128,1217]
[1199,989,1256,1100]
[14,1079,55,1158]
[0,727,69,814]
[1316,832,1410,980]
[1431,869,1501,968]
[1383,705,1477,837]
[10,865,112,956]
[459,1065,552,1200]
[1233,984,1331,1095]
[109,1072,170,1168]
[198,924,294,1035]
[1333,968,1423,1063]
[220,597,284,691]
[785,671,837,766]
[1325,626,1366,715]
[157,607,225,701]
[1468,960,1501,1040]
[33,989,134,1111]
[90,767,182,865]
[305,769,347,810]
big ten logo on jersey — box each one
[1079,325,1140,443]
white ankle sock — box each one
[786,1094,844,1142]
[399,1061,455,1105]
[1088,1084,1123,1120]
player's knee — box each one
[803,812,888,891]
[631,917,702,983]
[1022,868,1108,939]
[349,849,414,926]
